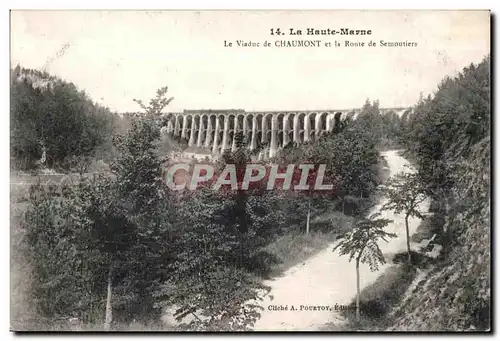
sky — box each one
[10,10,490,113]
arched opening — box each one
[297,113,306,130]
[185,115,193,143]
[244,114,254,136]
[201,114,209,131]
[237,114,244,133]
[176,115,184,136]
[265,130,272,144]
[263,114,272,131]
[309,130,316,142]
[255,131,263,147]
[193,115,201,142]
[228,114,236,131]
[255,114,263,134]
[278,131,284,148]
[217,130,224,148]
[285,114,294,132]
[319,112,328,132]
[277,113,285,132]
[308,113,317,136]
[209,114,217,131]
[185,115,193,130]
[228,130,236,150]
[209,130,215,147]
[216,115,225,131]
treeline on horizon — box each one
[11,54,490,331]
[10,65,136,171]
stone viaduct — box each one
[160,108,410,158]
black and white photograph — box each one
[9,9,491,332]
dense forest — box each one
[10,65,129,171]
[10,55,490,331]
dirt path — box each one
[252,150,429,331]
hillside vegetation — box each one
[386,56,490,331]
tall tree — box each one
[333,213,395,321]
[381,172,426,264]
